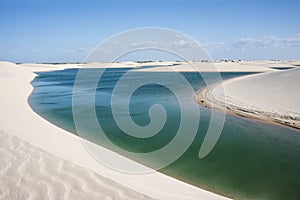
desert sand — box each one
[0,61,230,200]
[0,130,154,200]
[196,66,300,129]
[21,60,300,72]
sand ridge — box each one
[196,68,300,129]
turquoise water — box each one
[29,68,300,199]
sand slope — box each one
[197,67,300,129]
[0,130,154,200]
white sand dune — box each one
[0,130,154,200]
[197,67,300,129]
[21,60,300,72]
[132,60,299,72]
[0,61,230,200]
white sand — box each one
[0,130,154,200]
[132,60,299,72]
[197,67,300,129]
[21,60,300,72]
[0,61,230,200]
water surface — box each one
[30,68,300,199]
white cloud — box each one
[233,34,300,50]
[128,41,159,48]
[282,34,300,47]
[173,39,194,48]
[201,41,224,49]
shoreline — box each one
[0,61,229,200]
[196,71,300,130]
[2,60,299,199]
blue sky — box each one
[0,0,300,62]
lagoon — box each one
[29,68,300,199]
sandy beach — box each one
[196,64,300,129]
[0,61,230,200]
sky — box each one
[0,0,300,63]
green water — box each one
[29,68,300,199]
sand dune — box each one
[21,60,300,72]
[197,67,300,129]
[0,130,154,200]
